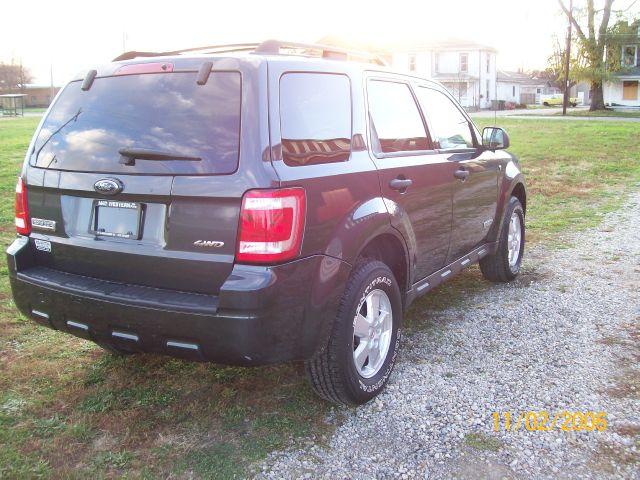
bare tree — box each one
[558,0,615,110]
[0,63,33,94]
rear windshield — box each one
[30,71,241,175]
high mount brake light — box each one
[236,188,306,264]
[15,177,30,235]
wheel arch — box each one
[510,181,527,215]
[355,232,410,299]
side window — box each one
[279,73,351,167]
[367,80,429,154]
[415,87,475,150]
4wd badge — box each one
[193,240,225,248]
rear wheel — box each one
[305,260,402,405]
[543,102,549,106]
[480,196,525,282]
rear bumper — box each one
[7,236,351,365]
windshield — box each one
[30,71,241,175]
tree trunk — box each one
[590,81,605,110]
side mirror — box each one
[482,127,510,150]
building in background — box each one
[496,70,555,105]
[391,39,497,110]
[22,84,60,107]
[604,22,640,108]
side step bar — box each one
[405,242,497,307]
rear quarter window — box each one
[279,73,351,167]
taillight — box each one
[15,177,30,235]
[236,188,306,264]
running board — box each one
[405,242,497,308]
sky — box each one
[1,0,638,86]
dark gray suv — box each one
[8,40,526,405]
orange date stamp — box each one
[492,411,607,432]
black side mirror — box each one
[482,127,510,150]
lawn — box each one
[1,116,639,478]
[554,109,640,118]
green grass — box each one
[554,109,640,118]
[464,432,502,452]
[1,116,640,477]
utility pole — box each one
[562,0,572,115]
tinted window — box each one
[280,73,351,167]
[415,87,474,150]
[367,80,428,154]
[31,72,241,175]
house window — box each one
[536,88,542,94]
[622,45,638,67]
[434,53,439,73]
[512,86,516,97]
[486,80,490,101]
[486,55,490,73]
[408,54,417,72]
[460,53,468,73]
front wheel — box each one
[480,196,525,282]
[305,260,403,405]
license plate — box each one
[91,200,142,239]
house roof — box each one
[497,70,546,85]
[396,38,498,53]
[614,66,640,77]
[316,35,497,54]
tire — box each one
[305,260,403,405]
[543,102,549,106]
[571,103,577,107]
[480,196,525,283]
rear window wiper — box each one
[118,147,202,166]
[33,108,82,162]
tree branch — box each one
[598,0,615,49]
[558,0,588,43]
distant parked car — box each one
[543,94,578,107]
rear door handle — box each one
[389,178,413,191]
[454,169,470,181]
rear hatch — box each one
[25,59,272,295]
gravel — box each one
[255,191,640,479]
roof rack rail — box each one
[111,40,388,66]
[254,39,387,66]
[112,43,261,62]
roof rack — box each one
[254,39,387,66]
[113,43,261,62]
[112,40,388,66]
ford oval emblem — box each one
[94,178,123,195]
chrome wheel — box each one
[507,211,522,267]
[352,289,393,378]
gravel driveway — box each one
[256,191,640,479]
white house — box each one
[496,70,554,105]
[604,23,640,107]
[391,39,497,109]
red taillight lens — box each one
[15,177,30,235]
[236,188,306,264]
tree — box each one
[0,63,33,94]
[540,36,581,93]
[558,0,616,110]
